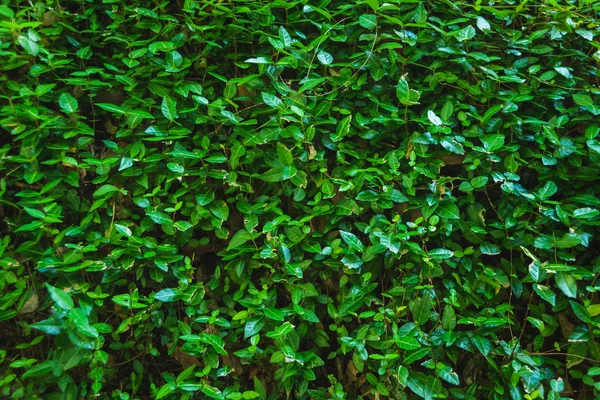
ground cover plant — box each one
[1,0,600,399]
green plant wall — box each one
[1,0,600,399]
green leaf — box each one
[412,294,431,326]
[244,317,265,338]
[276,143,293,166]
[0,5,15,18]
[200,333,227,355]
[395,336,420,350]
[210,200,229,221]
[317,50,333,65]
[437,201,460,219]
[476,16,491,32]
[45,284,74,311]
[573,94,600,115]
[154,289,179,302]
[339,230,364,252]
[227,230,253,250]
[261,92,283,109]
[332,114,352,142]
[442,305,456,331]
[454,25,476,42]
[441,101,454,121]
[573,207,599,219]
[259,166,297,182]
[196,191,215,206]
[149,41,175,53]
[59,93,79,114]
[264,308,284,321]
[18,35,39,56]
[161,96,178,121]
[428,248,453,260]
[437,365,460,385]
[427,110,443,126]
[397,75,421,106]
[570,301,592,324]
[537,181,557,199]
[359,15,377,30]
[96,103,126,115]
[533,284,556,306]
[147,211,172,225]
[279,26,292,47]
[471,335,492,356]
[481,134,505,152]
[555,272,577,298]
[356,190,379,202]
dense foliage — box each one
[2,0,600,399]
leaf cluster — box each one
[1,0,600,399]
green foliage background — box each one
[1,0,600,399]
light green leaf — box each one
[317,50,333,65]
[332,114,352,142]
[244,317,265,338]
[277,142,293,166]
[454,25,476,42]
[59,93,79,114]
[227,230,253,250]
[46,284,74,311]
[147,211,172,225]
[210,200,229,221]
[359,14,377,30]
[533,284,556,306]
[481,134,505,152]
[437,201,460,219]
[161,96,178,121]
[261,92,283,109]
[259,166,297,182]
[196,191,215,206]
[339,230,364,252]
[442,305,456,331]
[555,272,577,298]
[96,103,125,115]
[395,336,420,350]
[427,110,443,126]
[412,294,431,326]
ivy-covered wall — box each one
[1,1,600,399]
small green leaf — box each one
[359,14,377,30]
[227,230,253,250]
[442,305,456,331]
[259,166,297,182]
[244,317,265,338]
[395,336,420,350]
[454,25,476,42]
[59,93,79,114]
[45,284,74,311]
[264,308,284,321]
[261,92,283,109]
[154,289,179,302]
[276,143,293,166]
[412,294,431,326]
[209,200,229,221]
[332,114,352,142]
[555,272,577,298]
[96,103,126,115]
[317,50,333,65]
[339,230,364,252]
[480,134,505,152]
[161,96,178,121]
[533,284,556,306]
[147,211,172,225]
[427,110,443,126]
[437,201,460,219]
[196,191,215,206]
